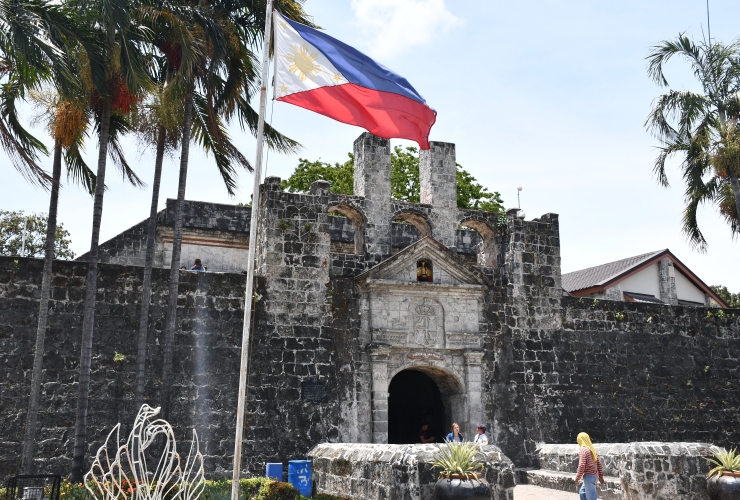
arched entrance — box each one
[388,369,458,444]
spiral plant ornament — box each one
[85,405,204,500]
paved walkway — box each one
[514,484,579,499]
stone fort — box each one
[1,133,739,487]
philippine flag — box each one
[274,12,437,149]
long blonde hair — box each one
[577,432,598,462]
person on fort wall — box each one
[190,259,206,272]
[419,421,435,443]
[445,422,464,442]
[473,424,488,445]
[575,432,605,500]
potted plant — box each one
[706,448,740,500]
[431,441,491,500]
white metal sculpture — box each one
[85,405,204,500]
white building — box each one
[562,249,727,307]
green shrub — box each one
[258,481,299,500]
[52,477,328,500]
[203,478,273,500]
[59,480,93,500]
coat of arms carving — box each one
[412,298,443,347]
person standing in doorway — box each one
[190,259,206,272]
[574,432,604,500]
[445,422,464,442]
[419,422,435,443]
[473,424,488,445]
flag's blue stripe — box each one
[284,17,429,106]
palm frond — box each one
[646,34,702,87]
[0,73,50,187]
[108,113,145,187]
[191,91,242,195]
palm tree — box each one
[156,0,306,420]
[0,0,103,474]
[646,34,740,250]
[21,88,96,474]
[67,0,152,482]
[130,1,204,413]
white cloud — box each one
[350,0,463,59]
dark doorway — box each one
[388,369,445,444]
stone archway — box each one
[388,370,445,444]
[391,210,433,254]
[366,346,478,444]
[328,203,365,255]
[459,218,497,267]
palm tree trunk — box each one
[134,124,167,412]
[21,142,62,475]
[161,87,193,420]
[71,103,111,483]
[729,168,740,227]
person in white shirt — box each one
[473,424,488,445]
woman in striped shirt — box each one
[574,432,604,500]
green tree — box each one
[281,154,355,195]
[390,146,420,202]
[282,146,505,212]
[645,35,740,250]
[0,210,74,259]
[710,285,740,308]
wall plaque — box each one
[301,381,327,403]
[372,330,407,345]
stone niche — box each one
[356,237,491,444]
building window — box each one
[417,259,433,282]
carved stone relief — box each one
[411,298,444,347]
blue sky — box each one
[2,0,739,289]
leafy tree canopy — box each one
[0,210,75,259]
[710,285,740,308]
[281,146,505,212]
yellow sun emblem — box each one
[286,44,320,82]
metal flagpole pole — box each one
[231,0,273,498]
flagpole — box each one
[231,0,273,498]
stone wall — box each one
[516,297,740,459]
[308,443,516,500]
[533,442,720,500]
[0,256,246,478]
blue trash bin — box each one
[266,462,283,482]
[287,459,312,498]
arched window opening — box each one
[459,219,497,267]
[417,259,433,282]
[328,204,364,255]
[391,211,432,254]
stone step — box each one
[516,468,622,500]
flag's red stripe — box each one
[278,83,436,149]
